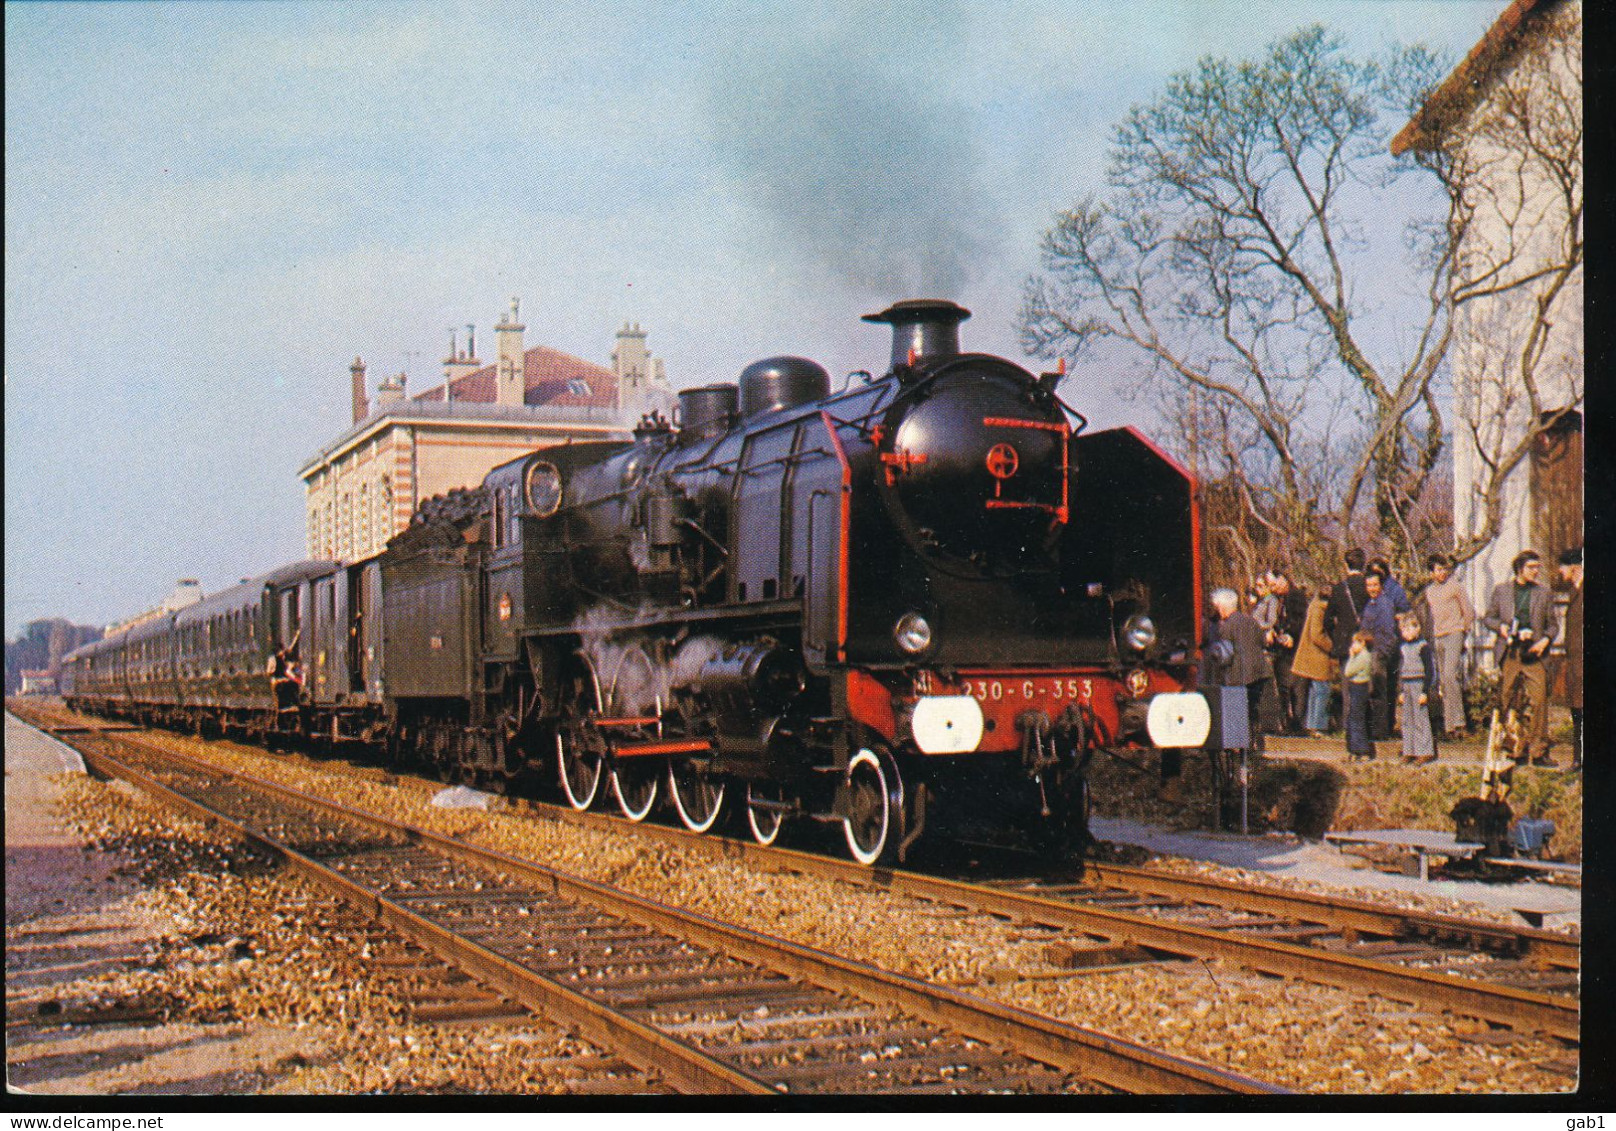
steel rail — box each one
[819,861,1578,1042]
[526,797,1579,969]
[508,801,1579,1040]
[60,723,1286,1095]
[21,704,1579,1042]
[36,704,1573,968]
[65,735,777,1095]
[1076,860,1579,970]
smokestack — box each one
[350,356,368,423]
[862,300,970,375]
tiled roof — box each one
[1391,0,1559,155]
[414,344,618,408]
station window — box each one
[380,477,394,543]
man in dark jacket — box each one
[1481,550,1559,766]
[1208,587,1268,748]
[1369,556,1413,615]
[1265,568,1310,733]
[1324,549,1370,661]
[1556,547,1582,769]
[1360,571,1402,740]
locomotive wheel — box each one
[611,760,660,822]
[745,782,787,846]
[842,748,903,866]
[668,762,726,833]
[605,643,663,822]
[557,658,608,810]
[556,729,604,810]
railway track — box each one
[21,710,1284,1095]
[22,702,1579,1050]
[531,803,1578,1042]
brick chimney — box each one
[350,356,368,423]
[442,325,480,397]
[614,321,666,412]
[377,371,406,407]
[495,297,526,407]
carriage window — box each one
[280,590,300,647]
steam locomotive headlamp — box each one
[1122,614,1158,652]
[894,612,933,654]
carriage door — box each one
[311,576,337,699]
[347,565,366,694]
[360,561,383,699]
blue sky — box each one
[5,0,1501,638]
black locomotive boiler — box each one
[65,299,1212,865]
[379,299,1210,861]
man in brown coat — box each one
[1481,551,1559,766]
[1557,547,1582,769]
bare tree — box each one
[1022,26,1454,576]
[1405,2,1582,567]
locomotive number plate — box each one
[964,677,1093,704]
[916,671,1094,704]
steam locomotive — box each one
[64,300,1211,863]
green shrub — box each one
[1464,666,1500,726]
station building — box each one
[299,300,673,564]
[1392,0,1582,641]
[18,669,57,696]
[105,579,203,635]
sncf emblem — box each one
[986,443,1020,480]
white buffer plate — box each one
[911,695,985,754]
[1147,692,1212,748]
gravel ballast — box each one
[5,719,651,1095]
[75,727,1579,1096]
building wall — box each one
[303,303,657,564]
[1446,0,1582,639]
[303,417,625,563]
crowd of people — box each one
[1189,545,1583,775]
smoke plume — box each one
[705,21,1001,297]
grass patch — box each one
[1090,748,1581,863]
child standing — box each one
[1398,614,1438,764]
[1344,630,1375,760]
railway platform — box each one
[4,711,328,1094]
[1089,814,1580,931]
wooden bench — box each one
[1324,829,1489,882]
